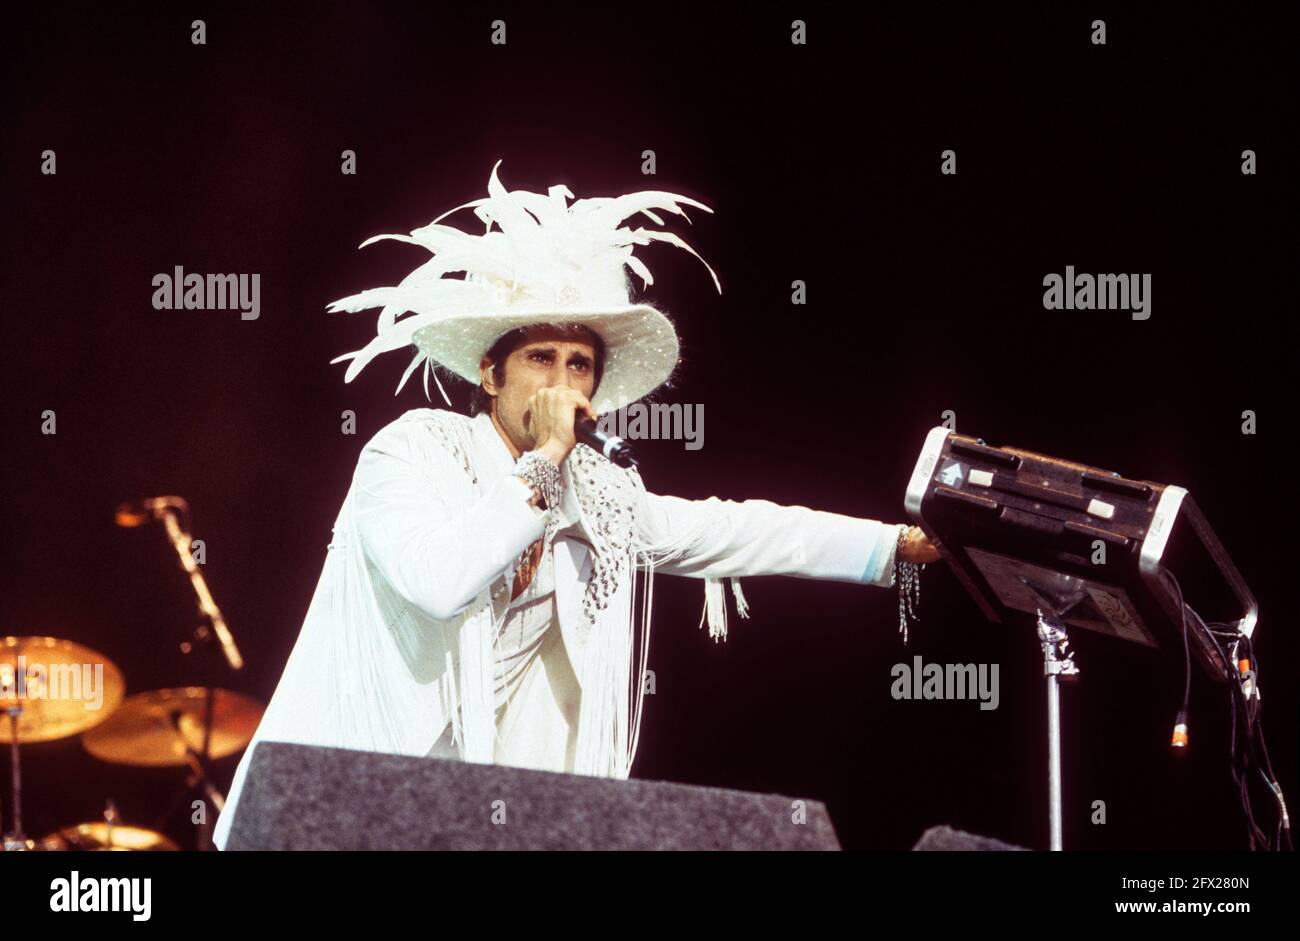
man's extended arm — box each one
[635,490,904,588]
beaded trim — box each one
[568,443,641,632]
[411,409,478,487]
[513,450,563,511]
[893,524,925,645]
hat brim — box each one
[410,304,680,414]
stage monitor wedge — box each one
[223,742,842,850]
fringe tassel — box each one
[618,469,753,646]
[699,577,753,642]
[443,645,462,751]
[730,577,750,619]
[624,557,655,776]
[574,606,618,775]
[700,577,728,641]
[572,549,647,779]
[612,575,632,778]
[455,608,497,763]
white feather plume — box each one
[326,159,721,403]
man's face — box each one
[481,324,599,455]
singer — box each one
[212,161,939,848]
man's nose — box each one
[551,364,580,389]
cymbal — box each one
[38,822,179,851]
[0,637,126,743]
[81,687,263,767]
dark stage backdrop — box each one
[2,2,1295,851]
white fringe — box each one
[570,549,661,780]
[730,577,750,619]
[455,607,497,763]
[698,576,752,642]
[625,558,655,774]
[573,581,622,775]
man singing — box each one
[212,161,939,849]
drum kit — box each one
[0,496,263,851]
[0,636,263,851]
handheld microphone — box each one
[575,416,638,469]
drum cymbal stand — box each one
[2,706,34,851]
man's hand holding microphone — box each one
[526,386,597,468]
[510,386,599,513]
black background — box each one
[2,1,1296,851]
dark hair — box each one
[468,323,607,416]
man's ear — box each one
[479,356,499,396]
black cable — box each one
[1161,573,1282,849]
[1216,621,1270,848]
[1201,610,1267,847]
[1242,635,1293,850]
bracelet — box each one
[893,524,924,645]
[514,450,563,511]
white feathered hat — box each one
[326,160,721,414]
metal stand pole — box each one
[1036,611,1079,851]
[2,707,34,851]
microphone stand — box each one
[155,502,242,849]
[160,504,243,671]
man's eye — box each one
[570,360,589,371]
[530,352,551,363]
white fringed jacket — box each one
[213,408,902,848]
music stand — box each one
[904,426,1257,849]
